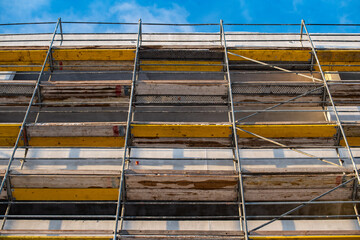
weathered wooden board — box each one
[340,137,360,147]
[317,50,360,62]
[132,137,231,148]
[0,123,21,137]
[27,122,126,137]
[233,95,322,107]
[10,175,120,188]
[136,82,227,95]
[139,49,224,60]
[125,175,238,189]
[126,189,237,201]
[343,124,360,137]
[244,188,353,201]
[53,60,133,71]
[238,137,336,148]
[228,49,311,62]
[27,136,125,147]
[131,124,337,138]
[243,174,353,189]
[140,60,223,72]
[52,49,136,61]
[12,188,118,201]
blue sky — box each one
[0,0,359,33]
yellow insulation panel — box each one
[12,188,118,201]
[131,124,337,138]
[28,137,125,147]
[52,49,136,61]
[228,49,311,62]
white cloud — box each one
[0,0,193,34]
[292,0,303,12]
[239,0,252,22]
[339,14,352,24]
[0,0,55,33]
[109,1,193,32]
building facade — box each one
[0,19,359,239]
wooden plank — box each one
[53,60,133,71]
[0,50,47,62]
[243,174,353,189]
[126,189,236,201]
[315,62,360,72]
[5,187,359,201]
[132,137,335,148]
[238,137,336,148]
[237,124,337,138]
[0,137,20,146]
[136,82,228,95]
[0,124,21,137]
[340,137,360,147]
[52,49,135,61]
[0,189,7,200]
[12,188,118,201]
[0,66,46,71]
[0,50,48,71]
[139,49,223,60]
[343,125,360,137]
[10,175,120,188]
[0,234,358,240]
[42,97,129,106]
[317,50,360,62]
[140,60,223,72]
[27,123,126,137]
[233,95,322,107]
[28,137,124,147]
[0,237,112,240]
[131,124,231,138]
[11,187,235,202]
[325,72,341,81]
[228,49,360,63]
[244,188,352,201]
[125,175,237,189]
[131,124,337,138]
[329,84,360,97]
[228,49,311,62]
[251,236,360,240]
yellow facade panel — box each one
[228,49,311,62]
[131,124,337,138]
[237,124,337,138]
[12,188,118,201]
[52,49,136,61]
[28,137,124,147]
[0,124,21,137]
[0,50,47,62]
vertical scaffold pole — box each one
[303,21,360,183]
[113,19,142,240]
[0,18,61,196]
[220,19,249,240]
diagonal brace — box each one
[236,85,324,122]
[227,51,323,83]
[236,126,342,167]
[249,176,356,233]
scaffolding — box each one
[0,19,359,239]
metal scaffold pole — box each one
[0,18,61,197]
[302,21,360,183]
[113,19,142,240]
[220,19,249,240]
